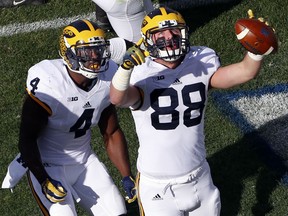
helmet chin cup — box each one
[68,66,99,79]
[65,58,110,79]
[78,68,99,79]
[79,60,109,79]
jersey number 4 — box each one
[150,83,205,130]
[70,109,94,138]
[30,77,95,138]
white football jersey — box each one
[26,59,117,165]
[130,46,220,178]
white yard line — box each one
[230,91,288,133]
[0,12,95,37]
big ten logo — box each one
[153,75,165,82]
[68,96,78,102]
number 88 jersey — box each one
[26,59,116,165]
[130,46,220,178]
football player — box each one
[10,19,136,215]
[92,0,154,43]
[110,7,271,215]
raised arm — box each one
[210,52,262,89]
[211,9,277,89]
[110,45,146,109]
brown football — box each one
[235,18,278,55]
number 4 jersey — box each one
[130,46,220,178]
[26,59,117,165]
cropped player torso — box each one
[131,46,220,178]
[26,59,116,165]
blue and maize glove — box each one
[122,45,146,70]
[121,176,137,203]
[41,177,67,203]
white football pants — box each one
[92,0,154,43]
[137,160,221,216]
[27,152,126,216]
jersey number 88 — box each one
[150,83,205,130]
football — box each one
[235,18,278,55]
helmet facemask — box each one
[76,41,110,75]
[141,7,190,62]
[146,26,189,61]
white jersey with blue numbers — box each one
[130,46,220,178]
[26,59,117,165]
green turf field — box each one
[0,0,287,215]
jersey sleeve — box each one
[26,60,61,115]
[109,37,127,65]
[192,46,221,71]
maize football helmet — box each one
[59,19,111,79]
[141,7,190,62]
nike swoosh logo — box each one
[13,0,26,6]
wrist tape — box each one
[247,51,264,61]
[112,66,133,91]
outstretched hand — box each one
[247,9,275,32]
[235,9,278,60]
